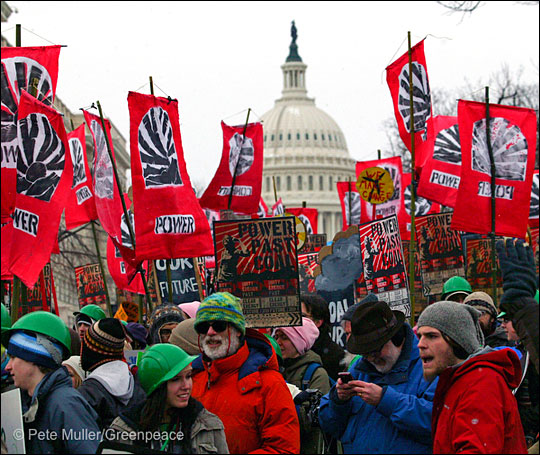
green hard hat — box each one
[75,304,107,322]
[1,303,11,332]
[265,333,282,360]
[441,276,472,300]
[1,311,71,359]
[137,344,198,396]
[535,290,539,304]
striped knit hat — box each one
[195,292,246,335]
[81,318,125,372]
[8,331,64,369]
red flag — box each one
[337,181,362,231]
[8,91,72,288]
[257,197,269,218]
[106,235,145,294]
[529,170,539,228]
[2,45,62,222]
[287,207,318,234]
[83,109,124,244]
[452,100,537,238]
[127,92,213,260]
[199,121,263,214]
[386,39,432,156]
[417,116,462,207]
[401,172,440,240]
[64,124,98,230]
[272,198,285,216]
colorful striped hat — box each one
[81,318,125,372]
[195,292,246,335]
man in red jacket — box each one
[191,292,300,454]
[417,300,527,454]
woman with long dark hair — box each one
[107,344,228,453]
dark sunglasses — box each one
[195,321,229,335]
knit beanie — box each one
[8,331,64,369]
[169,319,200,355]
[417,301,484,357]
[341,293,379,323]
[81,318,125,372]
[148,304,184,345]
[274,317,319,355]
[195,292,246,335]
[463,292,498,319]
[125,322,148,348]
[62,355,86,380]
[178,301,201,319]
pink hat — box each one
[178,301,200,319]
[275,317,319,355]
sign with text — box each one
[301,233,327,254]
[462,234,503,298]
[154,258,203,304]
[298,252,319,294]
[416,212,465,296]
[359,215,410,317]
[22,263,52,314]
[317,284,355,348]
[213,217,300,327]
[1,388,25,454]
[75,263,107,309]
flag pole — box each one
[273,176,278,204]
[407,31,417,326]
[485,87,498,303]
[149,77,174,304]
[96,101,151,324]
[348,178,352,228]
[228,109,251,210]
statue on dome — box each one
[291,20,297,44]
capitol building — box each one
[261,22,356,240]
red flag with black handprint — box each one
[529,170,539,228]
[337,181,362,231]
[1,45,61,222]
[287,207,318,234]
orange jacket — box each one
[191,328,300,454]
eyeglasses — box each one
[195,321,229,335]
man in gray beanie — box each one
[417,301,527,453]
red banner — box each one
[337,181,361,231]
[402,173,440,240]
[257,197,269,218]
[287,207,318,234]
[7,91,72,288]
[106,235,145,294]
[529,170,539,228]
[272,198,285,217]
[64,124,98,230]
[199,121,263,214]
[452,100,537,238]
[83,109,124,244]
[417,116,462,207]
[127,92,213,260]
[2,45,62,222]
[385,40,432,159]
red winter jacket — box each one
[191,328,300,454]
[431,348,528,454]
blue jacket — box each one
[318,324,438,454]
[21,366,100,454]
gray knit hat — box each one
[417,301,484,356]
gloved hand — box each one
[293,390,313,405]
[495,238,538,319]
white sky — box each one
[4,1,539,189]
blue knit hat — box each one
[195,292,246,335]
[8,331,64,369]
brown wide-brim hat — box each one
[347,300,405,355]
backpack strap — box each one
[302,362,322,391]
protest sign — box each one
[213,217,300,327]
[1,388,26,454]
[358,215,410,317]
[154,258,203,304]
[75,263,107,308]
[124,349,144,366]
[301,234,327,253]
[317,284,355,348]
[402,240,428,311]
[462,234,503,298]
[21,263,52,315]
[416,212,465,296]
[298,252,319,294]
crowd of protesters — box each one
[1,238,538,454]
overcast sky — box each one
[4,1,539,189]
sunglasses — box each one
[195,321,229,335]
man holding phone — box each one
[318,300,438,454]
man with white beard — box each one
[318,300,439,454]
[190,292,300,454]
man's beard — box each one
[367,342,402,374]
[202,331,242,360]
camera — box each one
[294,388,323,428]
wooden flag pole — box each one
[149,77,173,304]
[273,176,278,204]
[348,178,352,227]
[485,87,498,302]
[228,108,251,210]
[96,101,151,323]
[407,31,417,326]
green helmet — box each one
[1,311,71,359]
[535,290,539,304]
[1,303,11,332]
[441,276,472,300]
[137,344,198,396]
[264,333,282,360]
[74,304,107,322]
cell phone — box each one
[338,372,353,383]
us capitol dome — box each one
[261,21,356,239]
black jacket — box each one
[311,324,345,381]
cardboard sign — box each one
[301,234,327,254]
[213,217,300,327]
[124,349,145,366]
[359,215,410,317]
[298,252,319,294]
[75,263,107,309]
[22,263,52,315]
[1,388,26,454]
[462,234,503,299]
[415,212,465,296]
[317,284,355,348]
[402,240,428,309]
[154,258,203,304]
